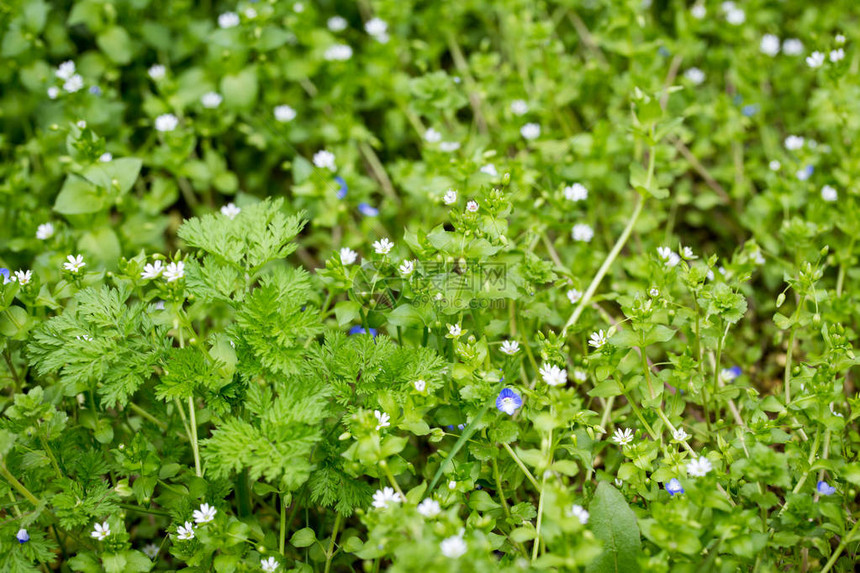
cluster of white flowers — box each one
[36,222,55,240]
[218,11,240,29]
[365,17,389,43]
[564,183,588,202]
[371,486,403,509]
[686,456,713,477]
[657,246,681,268]
[141,260,184,282]
[417,498,441,518]
[56,60,84,93]
[571,223,594,242]
[784,135,805,151]
[424,128,442,143]
[313,150,336,171]
[176,521,195,540]
[324,44,353,61]
[100,152,112,162]
[760,35,804,57]
[821,185,838,202]
[569,504,589,525]
[721,1,744,25]
[539,363,567,386]
[806,51,825,68]
[440,533,467,558]
[673,428,689,441]
[192,503,217,524]
[274,105,296,123]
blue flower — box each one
[665,478,684,496]
[817,480,836,496]
[0,268,10,284]
[349,325,378,337]
[16,528,29,543]
[658,46,671,57]
[742,104,759,117]
[720,366,742,381]
[335,176,348,199]
[495,388,523,415]
[89,86,102,96]
[732,94,743,105]
[358,202,379,217]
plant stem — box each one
[562,148,653,337]
[188,397,202,477]
[119,503,171,517]
[532,425,553,563]
[279,494,288,555]
[127,402,170,432]
[380,460,404,498]
[501,443,541,490]
[0,462,41,506]
[492,456,510,517]
[784,296,805,405]
[819,517,860,573]
[323,512,343,573]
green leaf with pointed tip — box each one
[586,482,641,573]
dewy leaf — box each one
[586,482,641,573]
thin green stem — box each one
[784,296,805,405]
[562,150,652,338]
[380,461,404,498]
[501,443,541,490]
[492,456,510,518]
[819,517,860,573]
[323,512,343,573]
[0,462,40,506]
[188,397,202,477]
[279,495,288,555]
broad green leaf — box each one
[586,482,641,573]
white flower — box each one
[100,152,112,162]
[56,60,76,80]
[365,17,388,38]
[148,64,166,80]
[760,34,780,56]
[796,167,812,181]
[836,34,846,45]
[573,369,587,382]
[36,222,54,240]
[830,403,844,418]
[417,498,441,518]
[274,105,296,123]
[466,200,479,213]
[221,203,241,219]
[448,324,462,337]
[175,521,195,540]
[76,334,93,342]
[520,123,541,140]
[339,247,358,265]
[806,51,825,68]
[769,160,781,171]
[657,247,680,268]
[448,480,457,489]
[324,44,353,61]
[374,410,390,430]
[725,7,745,25]
[686,457,713,477]
[261,557,279,573]
[371,487,402,509]
[564,183,588,202]
[201,92,222,108]
[414,379,426,392]
[313,150,336,171]
[14,270,32,285]
[91,522,111,541]
[218,12,240,28]
[567,289,582,304]
[830,48,845,63]
[500,340,520,355]
[155,113,178,132]
[589,330,607,349]
[141,261,164,280]
[439,141,461,152]
[613,427,634,446]
[47,86,59,99]
[142,543,159,559]
[64,254,86,273]
[192,503,217,524]
[244,7,257,19]
[424,128,442,143]
[684,67,705,85]
[571,223,594,242]
[673,428,689,441]
[690,4,706,19]
[649,287,660,297]
[163,261,185,282]
[480,164,498,177]
[510,99,529,115]
[821,185,838,202]
[76,120,87,129]
[569,504,589,525]
[443,189,457,205]
[327,16,348,32]
[784,135,804,150]
[782,38,804,55]
[440,535,467,559]
[64,74,84,93]
[399,260,415,277]
[373,238,393,255]
[539,363,567,386]
[680,246,697,260]
[293,2,304,13]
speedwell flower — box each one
[539,363,567,386]
[358,203,379,217]
[496,388,523,415]
[665,478,684,496]
[817,481,836,496]
[16,528,29,543]
[192,503,216,524]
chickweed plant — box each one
[1,1,860,571]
